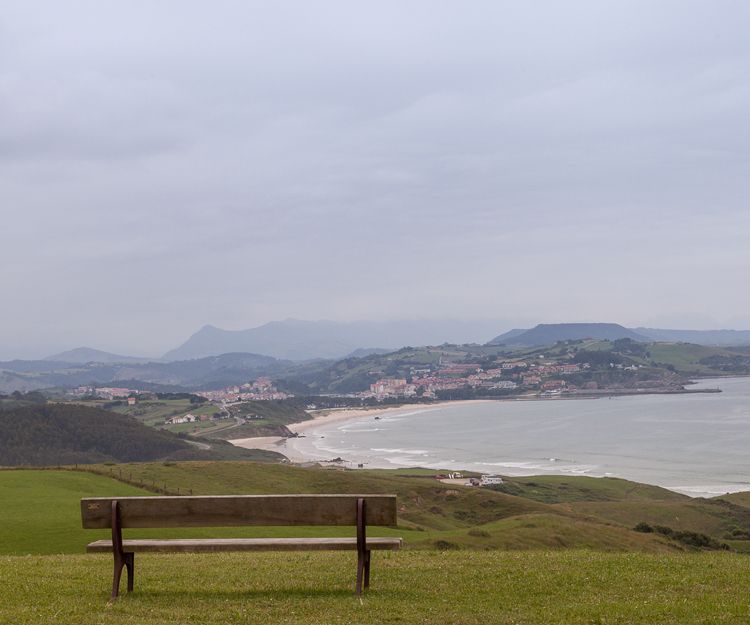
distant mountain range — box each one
[162,319,506,361]
[45,347,154,364]
[488,323,750,347]
[37,320,750,367]
[0,352,288,393]
[3,320,750,393]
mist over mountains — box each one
[166,320,750,361]
[45,347,152,364]
[162,319,507,361]
[2,319,750,394]
[27,320,750,365]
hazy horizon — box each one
[6,317,750,362]
[3,1,750,358]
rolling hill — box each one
[635,328,750,345]
[4,462,745,556]
[0,404,280,466]
[44,347,153,364]
[488,323,649,346]
[490,324,750,347]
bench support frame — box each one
[355,497,371,595]
[111,501,134,600]
[104,496,379,599]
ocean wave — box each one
[340,427,381,433]
[371,447,429,455]
[476,460,596,474]
[670,484,750,496]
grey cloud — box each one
[1,1,750,358]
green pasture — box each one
[4,465,750,623]
[2,551,750,624]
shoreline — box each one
[228,386,721,462]
[227,378,742,497]
[229,400,491,463]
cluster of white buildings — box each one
[166,413,211,425]
[197,377,292,402]
[69,386,140,400]
[368,378,417,399]
[359,357,600,400]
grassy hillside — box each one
[0,470,153,554]
[3,465,750,623]
[646,343,743,374]
[204,400,312,439]
[95,462,750,552]
[0,404,283,466]
[68,397,312,439]
[6,463,750,559]
[2,466,680,556]
[490,475,687,504]
[2,551,750,624]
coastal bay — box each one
[234,378,750,497]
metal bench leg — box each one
[364,550,371,589]
[109,500,135,600]
[355,498,367,595]
[125,552,135,593]
[111,554,124,599]
[356,552,364,595]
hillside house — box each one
[166,413,197,425]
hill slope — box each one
[488,323,649,346]
[635,327,750,346]
[0,404,278,465]
[44,347,152,364]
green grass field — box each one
[4,465,750,623]
[646,343,738,374]
[2,551,750,624]
[0,470,153,554]
[3,464,742,557]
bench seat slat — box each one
[81,495,398,528]
[86,537,403,553]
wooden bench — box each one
[81,494,401,599]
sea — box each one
[287,377,750,497]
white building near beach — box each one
[480,474,504,486]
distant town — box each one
[66,356,643,407]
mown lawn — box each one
[1,551,750,624]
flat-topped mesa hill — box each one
[0,404,279,466]
[488,323,649,346]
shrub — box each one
[468,529,491,538]
[633,522,654,533]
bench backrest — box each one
[81,494,398,529]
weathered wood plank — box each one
[86,537,403,553]
[81,495,398,528]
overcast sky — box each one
[2,1,750,359]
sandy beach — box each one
[229,400,490,464]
